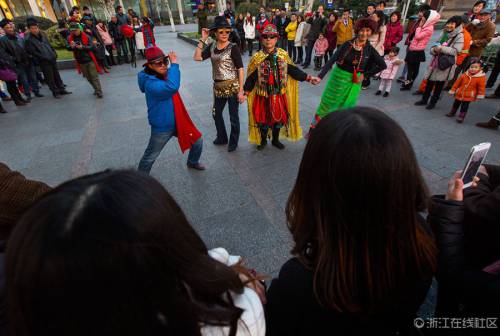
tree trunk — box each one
[305,0,314,12]
[176,0,185,24]
[216,0,226,13]
[163,0,176,32]
[96,0,115,20]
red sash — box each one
[68,32,102,74]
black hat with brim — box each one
[209,15,232,31]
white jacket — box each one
[243,18,256,40]
[201,248,266,336]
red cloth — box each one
[68,32,102,74]
[253,94,288,126]
[256,19,270,34]
[172,93,202,152]
[384,21,403,51]
[142,24,156,47]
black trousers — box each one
[212,94,240,148]
[303,39,315,66]
[39,62,64,94]
[105,45,115,65]
[287,40,296,61]
[296,46,303,63]
[246,39,254,56]
[115,39,129,63]
[451,99,470,114]
[487,50,500,87]
[406,60,422,86]
[5,80,23,102]
[324,49,334,63]
[278,36,288,51]
[423,80,446,104]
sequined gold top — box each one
[210,43,238,82]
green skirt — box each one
[315,66,362,118]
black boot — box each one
[476,118,500,130]
[426,96,438,110]
[271,127,284,150]
[0,104,6,114]
[257,128,267,150]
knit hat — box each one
[354,18,378,34]
[144,46,166,66]
[261,24,279,37]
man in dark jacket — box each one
[82,6,98,26]
[109,15,129,64]
[67,22,103,98]
[0,19,40,102]
[302,5,327,69]
[116,5,131,26]
[24,20,71,99]
[273,9,290,51]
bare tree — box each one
[176,0,185,24]
[305,0,315,12]
[96,0,115,19]
[162,0,176,32]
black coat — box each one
[274,16,290,38]
[0,34,30,69]
[66,33,95,64]
[306,14,327,41]
[108,21,124,41]
[265,257,432,336]
[83,24,106,61]
[24,32,57,64]
[428,195,500,318]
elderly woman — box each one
[308,18,386,132]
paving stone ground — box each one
[1,24,499,281]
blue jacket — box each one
[138,64,180,132]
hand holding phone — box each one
[461,143,491,188]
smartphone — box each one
[461,142,491,188]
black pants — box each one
[314,56,323,70]
[287,40,296,61]
[212,94,240,148]
[246,39,253,56]
[5,80,23,102]
[362,78,371,88]
[324,49,334,63]
[296,46,303,63]
[487,50,500,87]
[406,60,422,87]
[278,36,288,51]
[303,39,315,66]
[115,39,129,63]
[451,99,470,115]
[105,45,115,65]
[423,80,445,104]
[39,62,64,94]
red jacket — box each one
[384,21,403,51]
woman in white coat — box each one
[243,12,256,56]
[132,17,145,58]
[294,15,307,65]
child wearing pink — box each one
[376,47,402,97]
[313,33,329,71]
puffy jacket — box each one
[450,70,486,102]
[313,38,328,55]
[96,24,113,45]
[384,21,403,51]
[465,20,496,57]
[0,34,30,69]
[409,10,441,51]
[138,65,180,132]
[306,15,327,41]
[332,19,353,47]
[108,20,124,41]
[24,32,57,64]
[456,28,471,66]
[285,21,297,41]
[378,56,402,80]
[425,26,464,82]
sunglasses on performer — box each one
[150,57,169,67]
[217,30,231,35]
[261,35,277,40]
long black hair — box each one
[6,170,245,336]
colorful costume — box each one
[244,25,310,148]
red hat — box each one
[261,24,279,37]
[144,46,165,65]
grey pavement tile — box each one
[244,243,294,279]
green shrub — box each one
[45,24,66,49]
[14,16,55,31]
[236,2,260,16]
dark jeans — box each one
[287,40,296,61]
[406,60,422,87]
[138,130,203,173]
[115,39,129,63]
[487,50,500,87]
[15,66,32,98]
[246,39,254,56]
[296,46,303,63]
[40,62,64,94]
[451,99,470,115]
[5,80,23,102]
[212,94,240,148]
[303,39,316,66]
[423,80,445,104]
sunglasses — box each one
[217,30,231,35]
[150,57,169,67]
[261,35,277,40]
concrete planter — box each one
[177,32,198,46]
[57,59,76,70]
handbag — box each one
[436,34,459,71]
[0,67,17,82]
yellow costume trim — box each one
[246,48,302,145]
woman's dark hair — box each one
[6,170,245,336]
[297,15,303,23]
[390,46,400,54]
[446,15,463,26]
[390,10,401,21]
[418,4,431,19]
[328,12,338,20]
[373,10,386,27]
[473,0,487,9]
[286,107,436,313]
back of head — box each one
[286,107,436,313]
[7,170,244,336]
